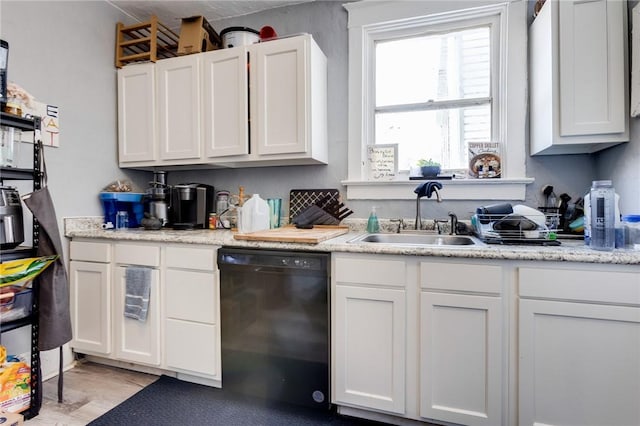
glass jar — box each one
[216,190,230,214]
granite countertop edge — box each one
[64,217,640,265]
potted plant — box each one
[417,158,441,177]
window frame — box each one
[343,0,532,201]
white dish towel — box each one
[124,266,151,322]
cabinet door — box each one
[70,261,111,355]
[334,285,406,414]
[165,319,220,379]
[251,36,308,156]
[156,55,201,161]
[113,266,160,365]
[420,292,502,426]
[519,299,640,426]
[558,0,626,136]
[201,48,249,158]
[117,63,156,164]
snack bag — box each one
[0,361,30,413]
[0,255,58,289]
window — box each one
[344,1,531,201]
[376,24,493,172]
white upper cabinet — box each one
[201,47,249,158]
[117,63,156,164]
[117,34,327,168]
[156,55,202,161]
[252,36,310,156]
[529,0,628,155]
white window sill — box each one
[342,178,534,201]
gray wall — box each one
[1,1,148,225]
[1,0,638,227]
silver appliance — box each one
[145,171,170,226]
[0,186,24,249]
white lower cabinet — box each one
[420,292,502,425]
[69,260,111,355]
[332,253,506,425]
[334,285,406,414]
[419,261,503,426]
[518,266,640,426]
[163,245,220,380]
[113,265,160,365]
[70,239,220,382]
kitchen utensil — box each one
[512,205,547,229]
[292,204,340,226]
[289,189,340,220]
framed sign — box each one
[367,143,398,181]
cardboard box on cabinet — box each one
[178,16,221,55]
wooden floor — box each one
[26,361,157,425]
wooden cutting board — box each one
[233,225,349,244]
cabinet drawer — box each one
[334,255,406,287]
[165,319,218,377]
[114,243,160,267]
[165,246,216,271]
[420,261,502,294]
[70,241,111,263]
[165,269,217,323]
[519,267,640,305]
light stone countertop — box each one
[64,217,640,265]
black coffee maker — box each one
[170,183,214,229]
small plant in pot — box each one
[417,158,441,177]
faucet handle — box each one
[390,218,406,233]
[433,218,449,234]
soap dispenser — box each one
[367,206,380,233]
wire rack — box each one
[472,212,561,245]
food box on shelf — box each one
[0,286,32,323]
[178,15,221,55]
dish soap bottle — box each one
[367,206,380,233]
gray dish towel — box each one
[124,266,151,322]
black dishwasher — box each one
[218,248,330,410]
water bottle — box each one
[589,180,615,251]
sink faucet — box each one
[414,181,443,230]
[391,218,406,233]
[448,212,458,235]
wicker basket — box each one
[115,15,179,68]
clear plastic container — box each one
[0,126,21,167]
[622,215,640,250]
[589,180,615,251]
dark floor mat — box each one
[88,375,386,425]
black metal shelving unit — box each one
[1,111,42,419]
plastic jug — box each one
[240,194,270,233]
[589,180,616,251]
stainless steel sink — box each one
[347,233,481,246]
